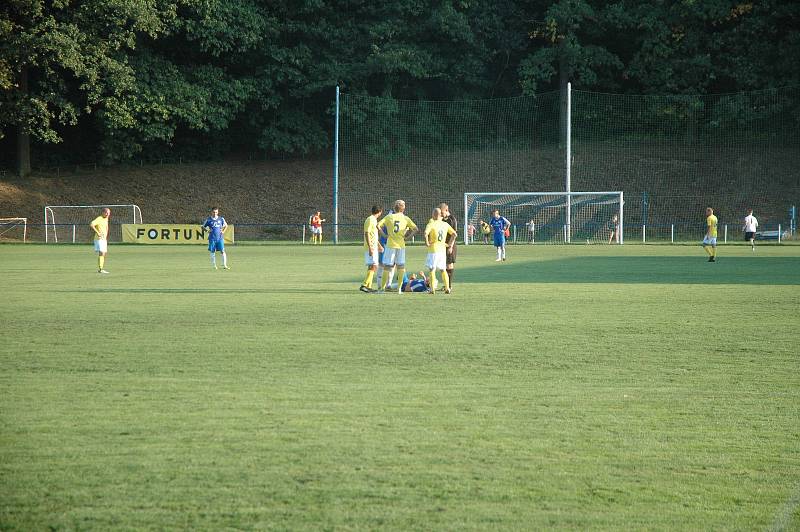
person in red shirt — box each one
[310,211,326,244]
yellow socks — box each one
[98,255,105,269]
[363,270,374,288]
[442,270,450,291]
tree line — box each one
[2,0,798,176]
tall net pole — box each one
[565,82,572,243]
[333,85,340,244]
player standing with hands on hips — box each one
[90,207,111,274]
[203,207,229,270]
[489,209,510,262]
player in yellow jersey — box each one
[702,207,718,262]
[425,207,457,294]
[360,205,384,292]
[377,200,418,293]
[89,207,111,274]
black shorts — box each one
[745,232,755,241]
[446,244,457,265]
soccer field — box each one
[1,243,799,530]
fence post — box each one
[72,224,76,243]
[302,225,306,244]
[642,224,646,243]
[513,225,517,243]
[671,224,674,244]
[778,224,782,244]
[724,224,728,243]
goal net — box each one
[44,204,143,243]
[0,218,27,242]
[464,192,623,244]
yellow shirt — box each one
[425,219,456,253]
[377,212,417,249]
[706,214,718,238]
[363,214,379,251]
[90,215,108,240]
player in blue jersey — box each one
[401,271,430,293]
[489,209,510,261]
[202,206,229,270]
[376,209,393,288]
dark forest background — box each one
[2,0,799,175]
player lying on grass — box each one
[401,271,430,293]
[425,207,457,294]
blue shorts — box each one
[493,234,506,247]
[378,239,387,263]
[208,239,225,252]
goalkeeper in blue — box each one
[202,206,229,270]
[489,209,510,261]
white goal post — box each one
[0,217,28,242]
[464,192,624,245]
[44,204,143,243]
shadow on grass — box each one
[55,288,347,294]
[457,255,800,285]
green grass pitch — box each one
[1,243,799,530]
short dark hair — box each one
[211,206,219,211]
[371,205,383,215]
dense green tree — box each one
[1,0,798,173]
[0,0,177,175]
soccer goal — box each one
[0,217,28,242]
[44,204,143,243]
[464,192,624,245]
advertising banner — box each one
[122,224,234,244]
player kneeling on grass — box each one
[360,205,384,293]
[90,207,111,274]
[425,207,457,294]
[203,207,229,270]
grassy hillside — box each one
[1,138,798,243]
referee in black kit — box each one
[439,202,458,290]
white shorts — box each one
[93,239,108,253]
[426,251,446,271]
[702,236,717,246]
[365,250,379,266]
[311,226,322,234]
[382,247,406,266]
